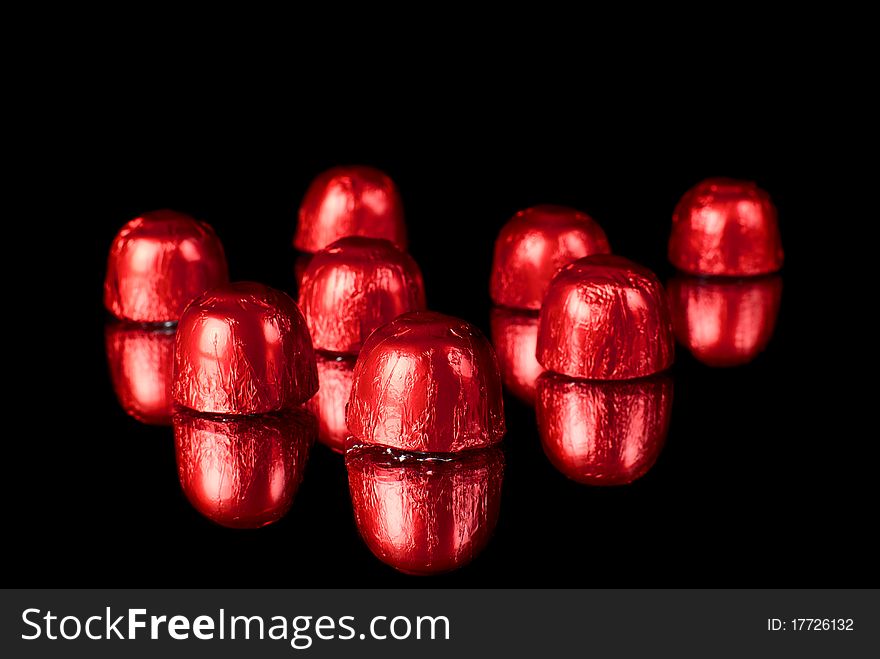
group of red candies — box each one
[104,167,783,574]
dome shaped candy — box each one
[490,205,610,310]
[299,237,425,354]
[346,311,505,453]
[668,178,783,276]
[173,282,318,415]
[489,307,542,405]
[536,255,674,380]
[104,209,228,323]
[294,166,407,253]
[307,353,357,453]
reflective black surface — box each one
[19,94,870,587]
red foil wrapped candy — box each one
[536,372,672,486]
[173,282,318,415]
[307,353,357,453]
[490,205,610,311]
[105,322,175,425]
[537,255,674,380]
[346,446,503,575]
[668,178,783,276]
[489,307,542,405]
[294,166,407,253]
[104,210,228,323]
[174,408,315,529]
[299,237,426,354]
[346,311,506,453]
[668,274,782,367]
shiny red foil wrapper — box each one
[669,178,784,276]
[105,323,175,425]
[307,353,357,453]
[104,209,229,323]
[536,372,672,486]
[489,307,542,405]
[174,408,315,529]
[173,282,318,415]
[299,237,426,354]
[537,255,674,380]
[294,166,407,253]
[346,446,503,575]
[346,311,506,453]
[668,274,782,367]
[490,205,610,310]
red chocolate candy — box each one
[346,312,506,453]
[294,166,406,253]
[104,210,228,323]
[537,255,674,380]
[307,353,357,453]
[174,408,315,529]
[173,282,318,415]
[669,178,783,276]
[490,205,610,310]
[346,446,503,575]
[668,274,782,367]
[536,372,672,486]
[105,323,175,425]
[299,237,426,354]
[489,307,542,405]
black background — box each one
[14,60,872,588]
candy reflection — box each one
[489,307,542,404]
[536,372,672,486]
[174,408,315,528]
[105,322,175,425]
[307,353,356,453]
[346,446,504,575]
[668,275,782,367]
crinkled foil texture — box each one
[346,311,506,452]
[489,307,542,405]
[299,237,425,353]
[537,255,674,380]
[536,372,672,485]
[104,210,228,322]
[668,178,784,276]
[307,353,357,453]
[174,408,315,528]
[294,166,407,253]
[173,283,318,415]
[668,275,782,367]
[346,446,504,575]
[490,205,610,310]
[105,323,176,425]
